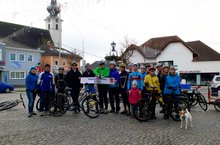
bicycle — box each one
[207,84,220,111]
[133,86,188,122]
[0,94,26,111]
[183,86,208,111]
[36,87,100,118]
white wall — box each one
[128,50,156,64]
[157,42,220,73]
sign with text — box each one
[81,77,115,85]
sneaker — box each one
[103,109,108,114]
[40,112,44,116]
[109,109,115,113]
[120,110,127,114]
[150,116,157,120]
[126,112,131,116]
[31,112,37,115]
[28,113,32,117]
[100,109,104,114]
[115,111,119,114]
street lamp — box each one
[111,41,116,52]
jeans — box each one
[130,104,135,116]
[109,87,120,111]
[98,84,108,110]
[40,91,51,112]
[26,90,36,113]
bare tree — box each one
[119,34,138,55]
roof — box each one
[41,46,82,60]
[186,41,220,61]
[0,21,52,49]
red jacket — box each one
[129,87,142,104]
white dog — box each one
[179,109,193,129]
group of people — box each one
[25,60,181,120]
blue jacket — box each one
[109,67,120,88]
[26,73,38,91]
[164,73,180,95]
[38,71,55,92]
[127,71,143,90]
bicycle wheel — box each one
[49,96,69,117]
[36,98,41,111]
[81,96,100,118]
[197,94,208,111]
[133,98,152,122]
[190,94,198,106]
[169,99,188,122]
[0,101,18,111]
[214,99,220,112]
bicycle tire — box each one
[214,99,220,112]
[190,94,198,106]
[0,101,18,111]
[169,99,188,122]
[49,96,69,117]
[36,98,41,111]
[81,96,100,118]
[197,94,208,111]
[133,98,152,122]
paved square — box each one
[0,92,220,145]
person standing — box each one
[38,64,55,116]
[66,61,82,114]
[144,66,161,119]
[119,63,130,115]
[26,66,39,117]
[127,63,143,91]
[83,63,96,96]
[108,61,120,114]
[55,67,66,93]
[127,64,133,75]
[93,60,110,114]
[129,81,142,118]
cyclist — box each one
[127,63,143,91]
[145,64,151,74]
[38,64,55,116]
[164,66,181,119]
[140,66,147,98]
[127,63,133,75]
[156,63,163,77]
[109,61,120,114]
[25,66,39,117]
[144,66,161,119]
[93,60,110,114]
[158,65,169,114]
[119,63,130,115]
[82,63,96,96]
[55,67,66,93]
[66,61,83,114]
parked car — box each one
[211,75,220,90]
[0,82,14,93]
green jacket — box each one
[93,67,110,77]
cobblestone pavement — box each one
[0,92,220,145]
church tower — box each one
[45,0,63,47]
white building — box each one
[122,36,220,85]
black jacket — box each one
[119,70,129,90]
[159,74,167,93]
[55,74,66,92]
[66,69,82,90]
[83,70,95,87]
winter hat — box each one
[132,80,137,85]
[30,66,36,71]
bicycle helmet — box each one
[98,60,105,65]
[71,61,77,66]
[110,61,116,65]
[149,66,156,70]
[58,67,64,70]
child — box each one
[129,81,142,118]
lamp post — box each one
[111,41,116,52]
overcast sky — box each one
[0,0,220,63]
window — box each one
[216,77,220,82]
[10,53,16,61]
[56,24,58,30]
[18,53,25,61]
[48,24,50,29]
[27,54,33,62]
[63,60,66,66]
[55,60,58,65]
[159,61,173,67]
[10,72,26,79]
[0,49,2,61]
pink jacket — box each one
[129,87,142,104]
